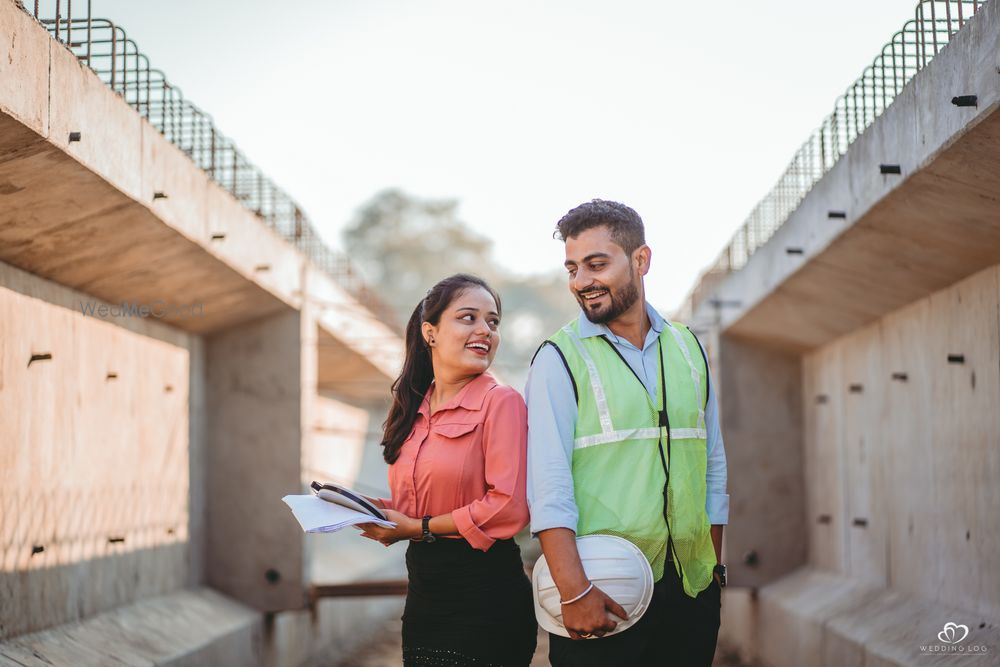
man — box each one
[526,200,728,666]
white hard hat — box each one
[532,534,654,638]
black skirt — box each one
[402,537,537,667]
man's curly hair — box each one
[554,199,646,256]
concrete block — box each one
[823,584,1000,667]
[718,587,758,666]
[757,569,880,667]
[0,587,261,667]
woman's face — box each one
[423,286,501,377]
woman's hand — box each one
[358,509,421,546]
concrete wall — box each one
[801,266,1000,617]
[0,262,198,639]
[714,265,1000,667]
[718,335,805,588]
[0,1,407,663]
[685,4,1000,665]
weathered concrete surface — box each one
[206,309,306,612]
[718,335,805,588]
[48,39,143,203]
[693,0,1000,351]
[0,587,261,666]
[0,111,294,333]
[307,264,405,393]
[0,0,47,135]
[1,1,407,663]
[800,266,1000,618]
[715,262,1000,667]
[686,5,1000,665]
[0,261,196,639]
[753,568,999,667]
[264,556,407,667]
[0,2,310,334]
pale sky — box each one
[92,0,919,312]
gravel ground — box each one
[335,618,747,667]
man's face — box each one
[564,226,644,324]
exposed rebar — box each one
[685,0,986,315]
[27,1,397,329]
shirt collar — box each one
[417,372,497,417]
[576,301,665,340]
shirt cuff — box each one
[452,507,496,551]
[378,497,393,511]
[707,492,729,525]
[528,500,580,537]
[528,510,579,537]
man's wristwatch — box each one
[421,515,436,543]
[713,564,727,588]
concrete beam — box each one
[0,1,48,136]
[0,1,301,334]
[306,264,405,385]
[694,0,1000,351]
[0,113,298,333]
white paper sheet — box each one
[282,494,396,534]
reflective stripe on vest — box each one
[547,318,717,597]
[562,322,709,449]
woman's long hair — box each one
[381,274,501,464]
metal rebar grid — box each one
[685,0,988,316]
[25,0,397,329]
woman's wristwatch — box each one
[421,515,436,543]
[713,564,727,587]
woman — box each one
[358,273,537,667]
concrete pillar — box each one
[206,308,305,612]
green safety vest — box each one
[545,318,717,597]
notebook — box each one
[282,484,394,534]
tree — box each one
[343,189,499,323]
[343,188,576,389]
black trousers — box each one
[549,564,721,667]
[402,538,537,667]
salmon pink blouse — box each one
[381,373,529,551]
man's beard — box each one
[578,279,640,324]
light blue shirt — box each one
[525,302,729,535]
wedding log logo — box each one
[938,623,969,644]
[920,621,989,655]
